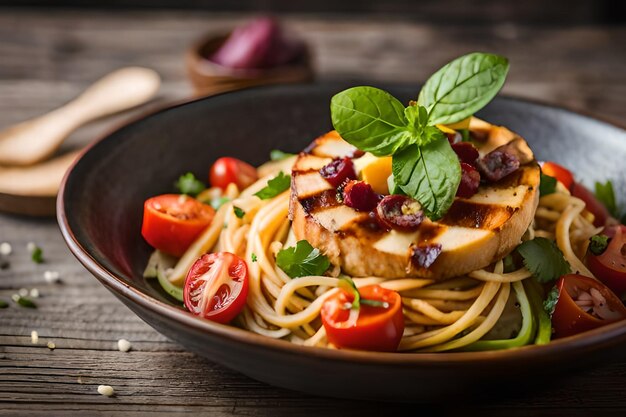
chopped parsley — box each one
[516,237,571,283]
[254,171,291,200]
[543,286,560,317]
[30,245,43,264]
[175,172,206,196]
[0,299,8,309]
[13,295,37,308]
[233,206,246,219]
[251,253,258,263]
[589,235,609,256]
[275,240,330,278]
[539,172,557,196]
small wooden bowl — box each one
[185,33,314,96]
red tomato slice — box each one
[184,252,249,324]
[570,182,611,227]
[551,274,626,338]
[541,161,574,189]
[142,194,215,257]
[321,285,404,352]
[209,157,258,190]
[587,226,626,297]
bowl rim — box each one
[57,81,626,367]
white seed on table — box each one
[47,341,55,350]
[97,385,115,397]
[11,294,20,302]
[30,288,39,298]
[43,270,60,283]
[18,288,28,296]
[117,339,132,352]
[26,242,36,252]
[31,330,39,344]
[0,242,11,255]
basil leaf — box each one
[254,171,291,200]
[275,240,331,278]
[418,52,509,125]
[539,173,557,196]
[330,86,412,156]
[594,180,617,217]
[404,104,446,146]
[175,172,206,196]
[516,238,571,284]
[270,149,295,161]
[392,138,461,220]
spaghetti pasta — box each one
[152,166,601,352]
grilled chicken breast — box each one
[289,120,540,280]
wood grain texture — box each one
[0,8,625,416]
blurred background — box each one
[0,0,624,152]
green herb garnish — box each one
[589,235,609,256]
[516,238,571,283]
[233,206,246,219]
[30,246,43,264]
[594,180,617,216]
[14,295,37,308]
[254,171,291,200]
[275,240,330,278]
[417,53,510,125]
[539,173,557,196]
[330,52,509,219]
[210,196,231,210]
[0,299,8,308]
[543,286,560,317]
[175,172,206,196]
[251,253,258,262]
[270,150,295,161]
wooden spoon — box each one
[0,150,81,216]
[0,67,161,166]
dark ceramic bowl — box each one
[58,83,626,402]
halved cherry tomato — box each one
[209,157,258,190]
[142,194,215,257]
[541,161,574,189]
[587,226,626,297]
[184,252,249,324]
[551,274,626,338]
[321,285,404,352]
[570,181,611,227]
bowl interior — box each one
[62,82,626,339]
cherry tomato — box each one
[321,285,404,352]
[142,194,215,257]
[184,252,249,324]
[209,157,258,190]
[551,274,626,338]
[587,226,626,297]
[541,161,574,189]
[570,182,611,227]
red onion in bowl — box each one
[210,17,305,69]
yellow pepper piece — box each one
[440,116,472,132]
[361,157,392,194]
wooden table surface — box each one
[0,9,625,416]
